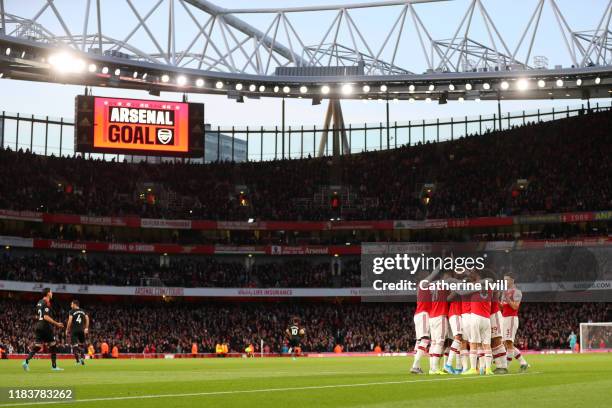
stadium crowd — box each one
[1,218,607,248]
[0,111,610,221]
[0,300,609,355]
[0,252,360,288]
[1,246,605,290]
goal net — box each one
[579,322,612,353]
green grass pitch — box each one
[1,354,611,408]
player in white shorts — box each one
[501,274,529,371]
[462,271,494,375]
[444,294,464,374]
[411,268,443,374]
[490,289,508,374]
[428,285,451,375]
[411,286,431,374]
[456,292,473,373]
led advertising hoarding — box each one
[75,96,204,157]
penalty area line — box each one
[0,371,542,407]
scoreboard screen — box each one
[75,96,204,157]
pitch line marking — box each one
[0,371,542,407]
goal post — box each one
[579,322,612,353]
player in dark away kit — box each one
[285,317,305,359]
[22,288,65,371]
[66,299,89,366]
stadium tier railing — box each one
[0,102,610,162]
[1,235,611,256]
[0,208,610,232]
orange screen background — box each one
[93,97,190,153]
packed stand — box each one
[0,300,609,355]
[0,111,609,221]
[0,252,361,288]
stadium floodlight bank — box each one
[0,0,611,100]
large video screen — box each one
[75,96,204,157]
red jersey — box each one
[414,287,431,315]
[449,300,462,317]
[491,300,500,314]
[429,288,449,318]
[490,291,501,314]
[502,288,522,317]
[461,294,471,314]
[470,289,492,318]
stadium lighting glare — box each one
[428,84,435,91]
[300,86,308,94]
[321,85,330,95]
[274,86,280,93]
[235,83,243,91]
[87,64,97,73]
[101,66,109,74]
[380,84,388,92]
[161,74,170,83]
[517,78,529,91]
[556,79,564,87]
[259,85,266,92]
[215,81,224,89]
[283,86,290,93]
[500,81,509,90]
[362,85,370,93]
[448,84,455,91]
[249,84,256,92]
[595,77,601,84]
[465,83,472,91]
[482,82,491,90]
[537,79,546,88]
[177,75,187,86]
[408,84,415,92]
[195,78,204,87]
[48,52,86,73]
[114,68,121,76]
[576,78,582,86]
[341,83,353,95]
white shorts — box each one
[429,316,449,341]
[502,316,519,342]
[490,311,503,339]
[470,315,491,345]
[414,312,430,340]
[461,313,472,342]
[449,314,462,337]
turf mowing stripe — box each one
[0,371,542,407]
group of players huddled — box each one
[411,268,530,375]
[22,288,89,372]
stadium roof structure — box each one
[0,0,611,101]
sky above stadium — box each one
[0,0,607,128]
